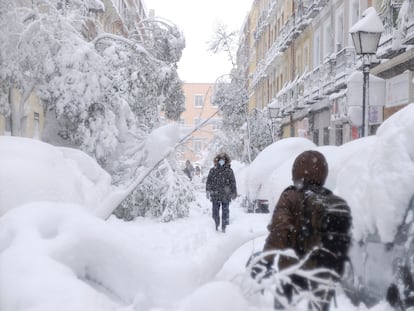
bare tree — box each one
[207,22,238,68]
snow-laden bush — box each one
[243,249,339,310]
[0,1,185,169]
[247,109,273,160]
[114,159,195,222]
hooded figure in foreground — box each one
[253,150,352,311]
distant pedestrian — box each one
[183,160,194,180]
[193,166,202,184]
[206,153,237,232]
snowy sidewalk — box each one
[0,190,386,311]
[108,191,269,308]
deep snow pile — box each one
[0,136,113,216]
[237,103,414,244]
[0,195,270,311]
[1,104,414,310]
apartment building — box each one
[179,83,221,165]
[239,0,414,146]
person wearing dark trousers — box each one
[183,160,194,180]
[206,152,237,232]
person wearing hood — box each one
[183,160,194,180]
[252,150,351,311]
[206,152,237,232]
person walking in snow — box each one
[193,166,202,182]
[251,150,352,311]
[183,160,194,181]
[206,153,237,232]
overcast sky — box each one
[147,0,253,83]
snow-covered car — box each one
[236,104,414,308]
[343,195,414,308]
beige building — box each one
[0,89,44,138]
[239,0,414,146]
[1,0,148,139]
[179,83,221,165]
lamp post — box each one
[268,106,281,142]
[350,7,384,137]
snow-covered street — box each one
[3,101,414,310]
[2,0,414,310]
[108,192,269,309]
[0,188,390,311]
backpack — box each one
[296,188,352,277]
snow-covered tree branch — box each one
[0,0,191,221]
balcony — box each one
[302,73,314,104]
[377,25,406,59]
[319,57,336,95]
[308,67,324,101]
[333,47,355,90]
[267,46,355,114]
[305,0,327,18]
[402,0,414,44]
[251,1,331,89]
[278,16,296,51]
[377,2,407,59]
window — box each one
[194,118,202,126]
[349,0,360,46]
[323,127,329,145]
[33,112,40,139]
[335,126,343,146]
[194,95,204,107]
[336,9,344,52]
[193,140,203,153]
[323,21,332,58]
[296,52,301,75]
[350,0,360,26]
[4,115,11,135]
[304,45,309,71]
[314,31,321,67]
[211,120,221,131]
[313,129,319,145]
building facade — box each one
[179,83,221,165]
[239,0,414,146]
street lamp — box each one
[350,7,384,137]
[268,105,281,142]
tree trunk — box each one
[9,84,34,136]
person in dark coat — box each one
[255,150,347,311]
[206,153,237,232]
[183,160,194,180]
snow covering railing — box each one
[404,0,414,44]
[305,0,326,18]
[265,46,355,110]
[251,1,328,89]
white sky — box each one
[147,0,253,83]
